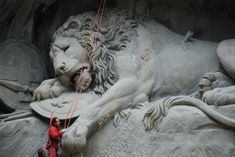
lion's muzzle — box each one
[72,65,92,92]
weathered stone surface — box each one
[1,105,235,157]
[31,92,99,119]
[84,105,235,157]
[0,40,49,112]
[1,1,235,157]
[29,10,235,156]
[0,116,48,157]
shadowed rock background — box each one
[0,0,235,157]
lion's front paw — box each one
[33,79,67,101]
[49,85,64,98]
[33,83,52,101]
[202,85,235,106]
[62,119,90,155]
[198,72,234,96]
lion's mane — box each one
[53,10,138,94]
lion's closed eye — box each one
[61,45,70,52]
[68,21,79,29]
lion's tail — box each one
[143,96,235,131]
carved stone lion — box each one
[31,10,235,156]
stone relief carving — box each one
[29,10,235,156]
[0,40,49,122]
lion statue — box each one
[31,10,235,156]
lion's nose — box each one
[53,52,79,75]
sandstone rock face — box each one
[29,10,235,157]
[1,0,235,157]
[0,40,49,112]
[0,117,48,157]
[84,105,235,157]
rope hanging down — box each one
[42,1,107,156]
[64,0,107,128]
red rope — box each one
[64,0,106,128]
[49,112,54,126]
[64,78,81,128]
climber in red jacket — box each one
[47,117,65,157]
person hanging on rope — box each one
[47,117,66,157]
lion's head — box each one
[49,10,137,95]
